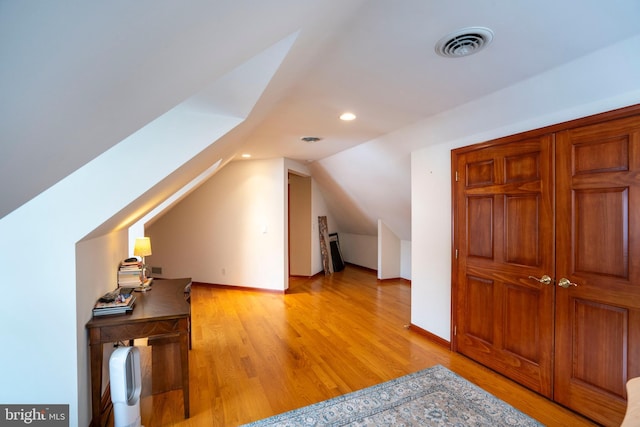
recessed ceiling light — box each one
[340,112,356,121]
[301,136,322,143]
[241,153,251,158]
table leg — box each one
[180,330,190,418]
[89,341,103,427]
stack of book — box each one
[93,289,136,316]
[118,260,143,287]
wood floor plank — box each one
[108,265,598,426]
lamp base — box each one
[136,277,154,292]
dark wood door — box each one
[452,135,556,397]
[554,116,640,426]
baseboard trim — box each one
[192,263,411,293]
[378,277,411,285]
[408,324,451,350]
[191,281,287,294]
[344,262,376,274]
[342,263,411,284]
[289,270,325,280]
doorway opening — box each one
[288,172,312,277]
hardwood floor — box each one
[121,265,598,426]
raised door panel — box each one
[554,116,640,426]
[453,135,555,396]
[505,194,540,266]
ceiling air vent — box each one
[301,136,322,143]
[435,27,494,58]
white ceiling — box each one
[2,0,640,229]
[237,0,640,161]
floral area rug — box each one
[242,364,543,426]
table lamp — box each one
[133,237,152,290]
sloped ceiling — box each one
[2,0,640,239]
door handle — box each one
[558,278,578,288]
[528,275,552,285]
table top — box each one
[86,277,191,329]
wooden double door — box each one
[452,107,640,426]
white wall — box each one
[147,158,287,290]
[409,34,640,341]
[411,144,454,341]
[312,139,411,242]
[400,240,411,280]
[339,233,377,270]
[146,158,335,289]
[0,200,79,420]
[76,229,129,422]
[378,220,401,280]
[322,231,411,279]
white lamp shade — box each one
[133,237,152,257]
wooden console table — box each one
[86,278,192,427]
